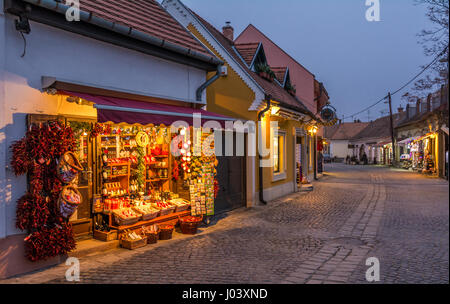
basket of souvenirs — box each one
[154,201,175,216]
[179,216,203,235]
[170,198,191,213]
[141,225,160,244]
[57,151,83,184]
[159,224,174,240]
[119,230,147,250]
[132,205,160,221]
[58,185,82,218]
[113,209,141,226]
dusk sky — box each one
[175,0,435,122]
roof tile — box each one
[192,11,311,114]
[78,0,212,57]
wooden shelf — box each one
[106,162,130,167]
[108,174,128,178]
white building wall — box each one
[0,16,207,237]
[330,140,351,159]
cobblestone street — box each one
[2,164,448,284]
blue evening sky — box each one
[173,0,434,122]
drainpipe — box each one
[314,134,318,180]
[196,65,223,102]
[257,95,271,205]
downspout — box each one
[314,134,318,180]
[257,96,271,205]
[196,65,223,102]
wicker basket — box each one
[179,217,202,235]
[159,225,174,240]
[58,185,82,218]
[93,230,118,242]
[114,214,140,226]
[141,209,160,221]
[174,204,190,213]
[57,151,83,184]
[159,207,175,216]
[119,237,147,250]
[145,231,160,244]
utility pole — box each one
[387,92,396,166]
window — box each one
[273,131,286,181]
[273,135,280,173]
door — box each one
[295,136,302,186]
[67,118,96,238]
[214,131,246,213]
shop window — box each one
[273,131,286,181]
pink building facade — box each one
[235,24,316,113]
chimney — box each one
[222,21,234,41]
[416,99,420,115]
[426,94,431,112]
[397,106,404,113]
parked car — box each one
[400,154,410,160]
[323,154,332,163]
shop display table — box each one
[107,210,191,233]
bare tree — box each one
[413,0,449,93]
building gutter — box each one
[5,0,223,70]
[257,95,271,206]
[196,65,222,102]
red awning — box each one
[62,91,236,127]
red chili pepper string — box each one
[11,121,77,261]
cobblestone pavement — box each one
[2,164,448,284]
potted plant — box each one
[285,83,296,96]
[255,63,275,82]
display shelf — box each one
[106,162,130,167]
[109,210,191,232]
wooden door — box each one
[66,118,96,238]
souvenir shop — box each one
[409,133,437,174]
[11,91,232,260]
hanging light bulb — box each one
[180,128,186,136]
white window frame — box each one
[272,130,287,181]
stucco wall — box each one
[0,16,207,238]
[330,140,351,159]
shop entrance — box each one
[214,131,246,213]
[67,118,96,238]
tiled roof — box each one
[352,113,406,140]
[324,122,370,140]
[78,0,212,57]
[191,11,311,115]
[234,43,260,66]
[272,67,288,85]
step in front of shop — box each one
[68,239,120,258]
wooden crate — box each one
[119,237,148,250]
[93,229,118,242]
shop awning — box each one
[62,91,236,127]
[398,136,420,145]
